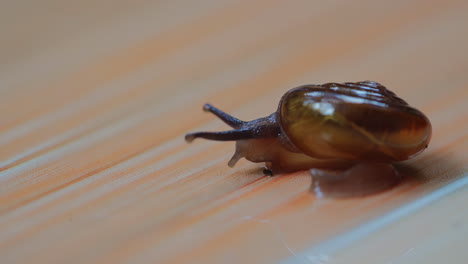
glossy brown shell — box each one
[278,81,432,162]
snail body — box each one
[185,81,431,177]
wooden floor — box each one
[1,1,467,263]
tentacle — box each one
[228,151,243,167]
[203,103,245,128]
[185,129,253,143]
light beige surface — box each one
[0,1,467,263]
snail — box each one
[185,81,431,196]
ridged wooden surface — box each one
[1,1,467,263]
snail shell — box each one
[279,81,431,162]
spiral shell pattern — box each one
[278,81,432,162]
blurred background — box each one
[1,1,467,263]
